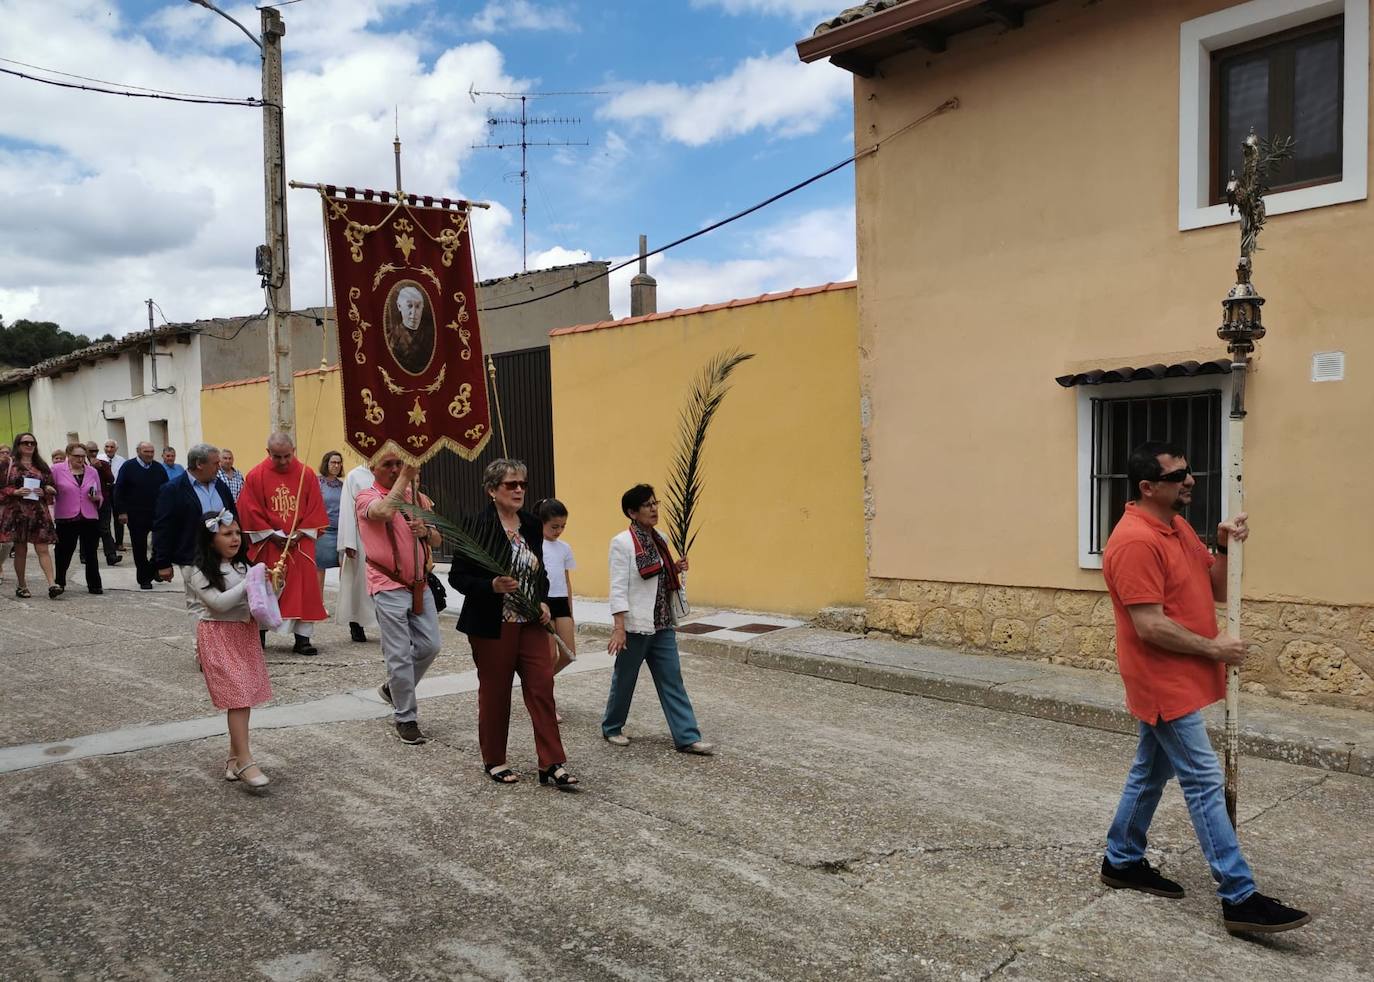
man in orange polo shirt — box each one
[1100,441,1309,935]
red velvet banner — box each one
[319,188,491,465]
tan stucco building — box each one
[800,0,1373,709]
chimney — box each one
[630,233,657,317]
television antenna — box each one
[469,83,606,271]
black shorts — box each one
[546,596,572,619]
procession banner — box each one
[318,186,492,465]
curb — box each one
[578,623,1372,779]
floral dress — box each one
[0,462,57,545]
[501,528,539,623]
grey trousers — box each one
[373,586,441,723]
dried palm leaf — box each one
[664,347,755,557]
[399,503,574,660]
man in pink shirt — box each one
[356,451,443,745]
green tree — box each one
[0,317,95,368]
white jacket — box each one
[609,529,672,635]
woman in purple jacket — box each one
[52,441,104,595]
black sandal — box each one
[538,763,581,792]
[48,585,64,599]
[485,764,519,785]
[15,586,30,599]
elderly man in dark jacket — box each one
[114,441,169,590]
[153,442,238,579]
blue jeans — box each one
[602,628,702,747]
[1105,710,1256,903]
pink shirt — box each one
[355,483,423,595]
[52,462,102,520]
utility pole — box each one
[469,85,602,271]
[187,1,293,438]
[261,7,293,438]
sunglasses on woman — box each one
[499,480,528,490]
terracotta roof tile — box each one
[549,281,857,338]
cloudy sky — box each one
[0,0,857,338]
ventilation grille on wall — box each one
[1312,351,1345,382]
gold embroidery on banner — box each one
[361,389,385,424]
[393,217,416,262]
[434,210,469,268]
[448,383,473,420]
[347,287,370,365]
[325,198,395,263]
[406,434,429,449]
[447,290,472,360]
[269,486,299,517]
[354,431,378,449]
[372,264,440,293]
[378,364,445,396]
[464,423,485,441]
[407,398,427,426]
[378,367,405,396]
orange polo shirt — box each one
[1102,503,1224,723]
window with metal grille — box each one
[1089,391,1222,555]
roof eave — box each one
[796,0,985,65]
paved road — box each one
[1,573,1370,981]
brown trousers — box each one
[471,622,566,770]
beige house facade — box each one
[800,0,1374,709]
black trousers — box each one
[127,518,154,586]
[97,502,119,563]
[55,518,102,591]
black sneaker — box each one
[377,682,393,707]
[349,622,368,643]
[1222,892,1312,934]
[1100,857,1185,898]
[139,582,153,590]
[396,721,427,745]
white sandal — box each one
[233,760,271,789]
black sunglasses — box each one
[1155,466,1192,483]
[499,480,528,491]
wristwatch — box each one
[1215,544,1228,555]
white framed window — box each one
[1076,375,1231,569]
[1179,0,1368,231]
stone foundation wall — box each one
[863,579,1374,712]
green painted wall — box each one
[0,387,32,442]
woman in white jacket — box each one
[602,483,714,754]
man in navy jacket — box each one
[153,442,238,579]
[114,441,169,589]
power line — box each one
[475,97,958,314]
[0,57,247,100]
[0,65,264,107]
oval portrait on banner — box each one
[383,279,437,376]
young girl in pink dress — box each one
[187,510,276,790]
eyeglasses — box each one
[499,480,528,490]
[1155,467,1192,483]
[640,499,660,509]
[17,440,36,446]
[69,453,87,459]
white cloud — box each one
[0,0,545,338]
[469,1,577,34]
[605,204,855,319]
[600,49,850,146]
[692,0,841,17]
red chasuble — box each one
[237,456,329,622]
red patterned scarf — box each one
[630,521,680,591]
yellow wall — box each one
[550,286,866,614]
[856,0,1374,605]
[200,368,366,474]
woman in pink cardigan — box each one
[52,441,104,595]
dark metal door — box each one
[420,346,554,555]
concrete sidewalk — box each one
[568,610,1373,780]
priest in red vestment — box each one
[237,432,330,655]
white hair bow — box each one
[204,509,234,531]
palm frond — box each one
[399,504,571,658]
[664,347,755,557]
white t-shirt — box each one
[542,538,576,598]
